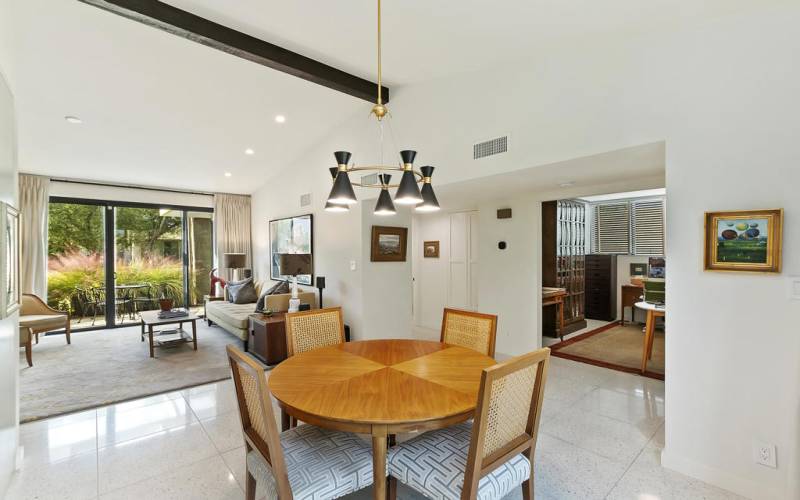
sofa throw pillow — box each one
[228,278,258,304]
[255,281,291,312]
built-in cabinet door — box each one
[448,211,479,310]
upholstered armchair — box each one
[19,293,71,345]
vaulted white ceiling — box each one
[0,0,769,193]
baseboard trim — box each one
[661,447,783,500]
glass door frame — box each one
[50,196,213,330]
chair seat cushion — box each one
[388,421,530,500]
[247,424,375,500]
[19,314,67,331]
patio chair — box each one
[132,283,156,315]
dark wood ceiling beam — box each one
[78,0,389,103]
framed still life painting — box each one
[269,214,313,285]
[704,208,783,273]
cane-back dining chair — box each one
[388,347,550,500]
[284,306,345,357]
[227,345,375,500]
[441,308,498,358]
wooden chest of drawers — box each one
[585,254,617,321]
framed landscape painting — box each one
[704,209,783,273]
[269,214,313,285]
[371,226,408,262]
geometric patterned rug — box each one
[18,322,239,422]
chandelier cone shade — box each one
[325,167,349,212]
[327,151,358,205]
[394,150,423,205]
[416,166,440,212]
[374,174,396,216]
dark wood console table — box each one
[248,312,287,366]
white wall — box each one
[411,211,452,331]
[250,4,800,496]
[0,69,19,497]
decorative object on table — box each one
[648,257,666,278]
[158,297,174,312]
[643,278,665,305]
[423,241,439,258]
[208,268,226,298]
[278,253,313,313]
[704,208,783,273]
[157,308,189,319]
[223,253,247,281]
[316,276,326,308]
[0,202,20,319]
[370,225,408,262]
[270,214,313,285]
[323,0,440,216]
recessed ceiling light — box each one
[559,181,576,188]
[274,115,286,124]
[244,148,255,155]
[64,115,82,124]
[224,172,232,177]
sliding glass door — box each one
[47,198,212,331]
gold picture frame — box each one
[370,226,408,262]
[704,208,783,273]
[423,241,440,258]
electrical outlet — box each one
[350,260,357,271]
[753,441,777,468]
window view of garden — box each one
[47,201,213,329]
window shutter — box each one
[595,202,630,254]
[632,199,665,255]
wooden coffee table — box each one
[139,310,198,358]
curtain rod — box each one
[46,176,246,197]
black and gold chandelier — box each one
[324,0,439,215]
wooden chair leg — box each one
[245,470,257,500]
[35,332,39,344]
[25,339,32,367]
[388,476,397,500]
[522,449,534,500]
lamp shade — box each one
[278,253,312,276]
[374,174,396,216]
[223,253,247,269]
[416,166,440,212]
[327,170,358,205]
[325,166,349,211]
[395,150,422,205]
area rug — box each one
[550,323,665,380]
[19,322,240,422]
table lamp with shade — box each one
[223,253,247,281]
[278,253,312,312]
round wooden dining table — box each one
[268,339,496,500]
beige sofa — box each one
[205,284,316,348]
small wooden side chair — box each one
[19,293,71,345]
[388,347,550,500]
[285,306,345,357]
[441,308,498,358]
[226,345,375,500]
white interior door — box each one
[448,211,479,310]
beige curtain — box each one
[213,193,252,281]
[19,174,50,298]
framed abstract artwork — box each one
[269,214,313,285]
[704,208,783,273]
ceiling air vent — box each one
[360,172,379,187]
[300,193,312,207]
[473,135,508,160]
